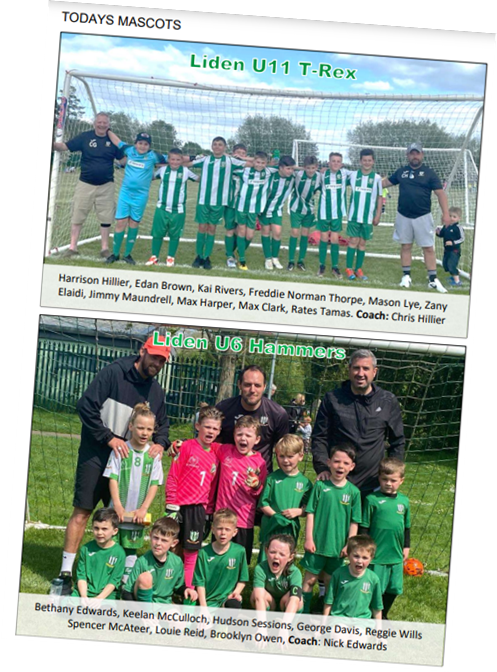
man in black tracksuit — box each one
[311,349,405,494]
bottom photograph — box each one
[18,316,465,665]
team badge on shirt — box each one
[259,416,269,425]
[397,504,405,514]
[164,569,174,580]
[227,558,237,570]
[341,494,351,505]
[295,482,304,492]
[106,556,119,568]
[361,582,371,593]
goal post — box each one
[48,70,483,275]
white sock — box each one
[61,552,76,574]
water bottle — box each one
[49,577,63,596]
[273,149,280,161]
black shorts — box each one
[73,458,110,511]
[179,504,206,551]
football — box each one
[404,558,424,576]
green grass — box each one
[46,173,471,293]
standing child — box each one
[190,136,248,269]
[259,155,296,270]
[251,534,303,613]
[224,143,248,268]
[316,152,350,278]
[193,508,249,608]
[235,151,272,270]
[301,443,362,613]
[215,416,268,562]
[72,508,125,601]
[145,148,198,267]
[288,156,321,271]
[122,517,196,604]
[105,131,167,264]
[345,148,383,280]
[103,403,163,586]
[259,435,312,562]
[361,458,410,619]
[165,406,223,588]
[436,206,465,287]
[296,415,313,452]
[323,535,383,620]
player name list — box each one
[17,595,445,665]
[41,265,469,337]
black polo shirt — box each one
[388,164,443,219]
[66,130,124,186]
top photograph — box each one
[43,31,486,337]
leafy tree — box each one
[107,112,141,144]
[144,120,181,154]
[234,114,318,157]
[182,141,204,157]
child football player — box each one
[323,535,383,620]
[145,148,198,267]
[251,534,303,613]
[215,416,268,562]
[165,406,223,588]
[288,155,321,271]
[436,206,465,287]
[193,508,249,608]
[190,136,248,270]
[106,130,167,265]
[361,458,410,619]
[259,155,296,270]
[235,151,272,270]
[224,143,248,268]
[103,403,164,586]
[72,508,125,600]
[258,434,312,562]
[316,152,350,278]
[122,517,197,604]
[301,443,362,613]
[345,148,383,280]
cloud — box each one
[351,80,393,91]
[392,78,416,88]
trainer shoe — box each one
[123,254,136,265]
[272,257,283,270]
[287,262,295,271]
[100,249,111,259]
[192,256,204,268]
[449,277,462,287]
[145,255,158,266]
[166,256,175,267]
[331,267,342,279]
[355,268,368,281]
[106,254,119,264]
[265,258,274,270]
[203,257,212,270]
[345,268,356,280]
[238,261,248,271]
[63,248,80,257]
[428,277,448,293]
[297,261,306,271]
[59,571,73,596]
[226,256,237,268]
[399,274,412,288]
[317,265,325,277]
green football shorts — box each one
[301,551,343,576]
[151,208,185,239]
[290,211,315,229]
[370,562,404,595]
[346,220,374,240]
[195,204,225,225]
[317,217,342,233]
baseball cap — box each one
[143,335,170,360]
[407,142,423,153]
[136,132,152,144]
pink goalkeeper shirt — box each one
[166,439,220,513]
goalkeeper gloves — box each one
[165,504,182,523]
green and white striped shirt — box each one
[192,155,246,206]
[236,167,272,214]
[318,169,350,221]
[347,170,382,224]
[264,169,295,217]
[156,166,198,213]
[290,170,322,215]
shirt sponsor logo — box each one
[89,139,97,148]
[128,160,145,169]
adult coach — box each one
[382,143,450,293]
[56,335,171,590]
[216,365,289,473]
[311,349,405,494]
[53,112,123,257]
